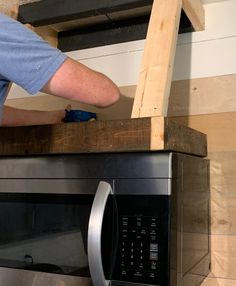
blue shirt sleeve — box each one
[0,12,67,95]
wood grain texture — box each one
[183,0,205,31]
[0,117,207,157]
[168,74,236,117]
[131,0,182,118]
[164,118,207,156]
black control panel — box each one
[112,196,170,285]
[119,216,159,284]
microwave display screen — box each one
[0,193,94,277]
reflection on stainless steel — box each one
[0,267,92,286]
[0,231,88,272]
[88,182,112,286]
[0,152,210,286]
[177,154,211,285]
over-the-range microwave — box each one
[0,152,210,286]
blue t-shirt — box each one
[0,12,67,120]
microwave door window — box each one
[0,193,93,277]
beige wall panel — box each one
[168,74,236,116]
[211,192,236,235]
[174,112,236,152]
[0,0,18,16]
[202,277,236,286]
[209,235,236,280]
[208,152,236,235]
[5,92,134,121]
[7,74,236,118]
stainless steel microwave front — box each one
[0,152,210,286]
[0,177,172,286]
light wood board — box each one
[183,0,205,31]
[131,0,182,118]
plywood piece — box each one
[131,0,182,118]
[183,0,205,31]
[0,117,207,157]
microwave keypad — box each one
[118,216,160,284]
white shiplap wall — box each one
[8,0,236,100]
[65,0,236,84]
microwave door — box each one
[88,181,113,286]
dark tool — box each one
[63,109,97,123]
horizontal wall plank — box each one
[6,90,135,120]
[64,36,236,85]
[178,0,236,45]
[168,74,236,116]
[174,36,236,81]
[7,74,236,118]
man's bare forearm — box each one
[1,106,65,127]
[42,58,120,107]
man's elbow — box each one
[98,84,121,108]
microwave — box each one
[0,152,210,286]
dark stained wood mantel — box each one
[0,117,207,157]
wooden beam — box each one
[0,117,207,157]
[18,0,153,26]
[131,0,182,118]
[58,16,149,52]
[58,11,192,52]
[18,0,193,33]
[183,0,205,31]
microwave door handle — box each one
[88,181,112,286]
